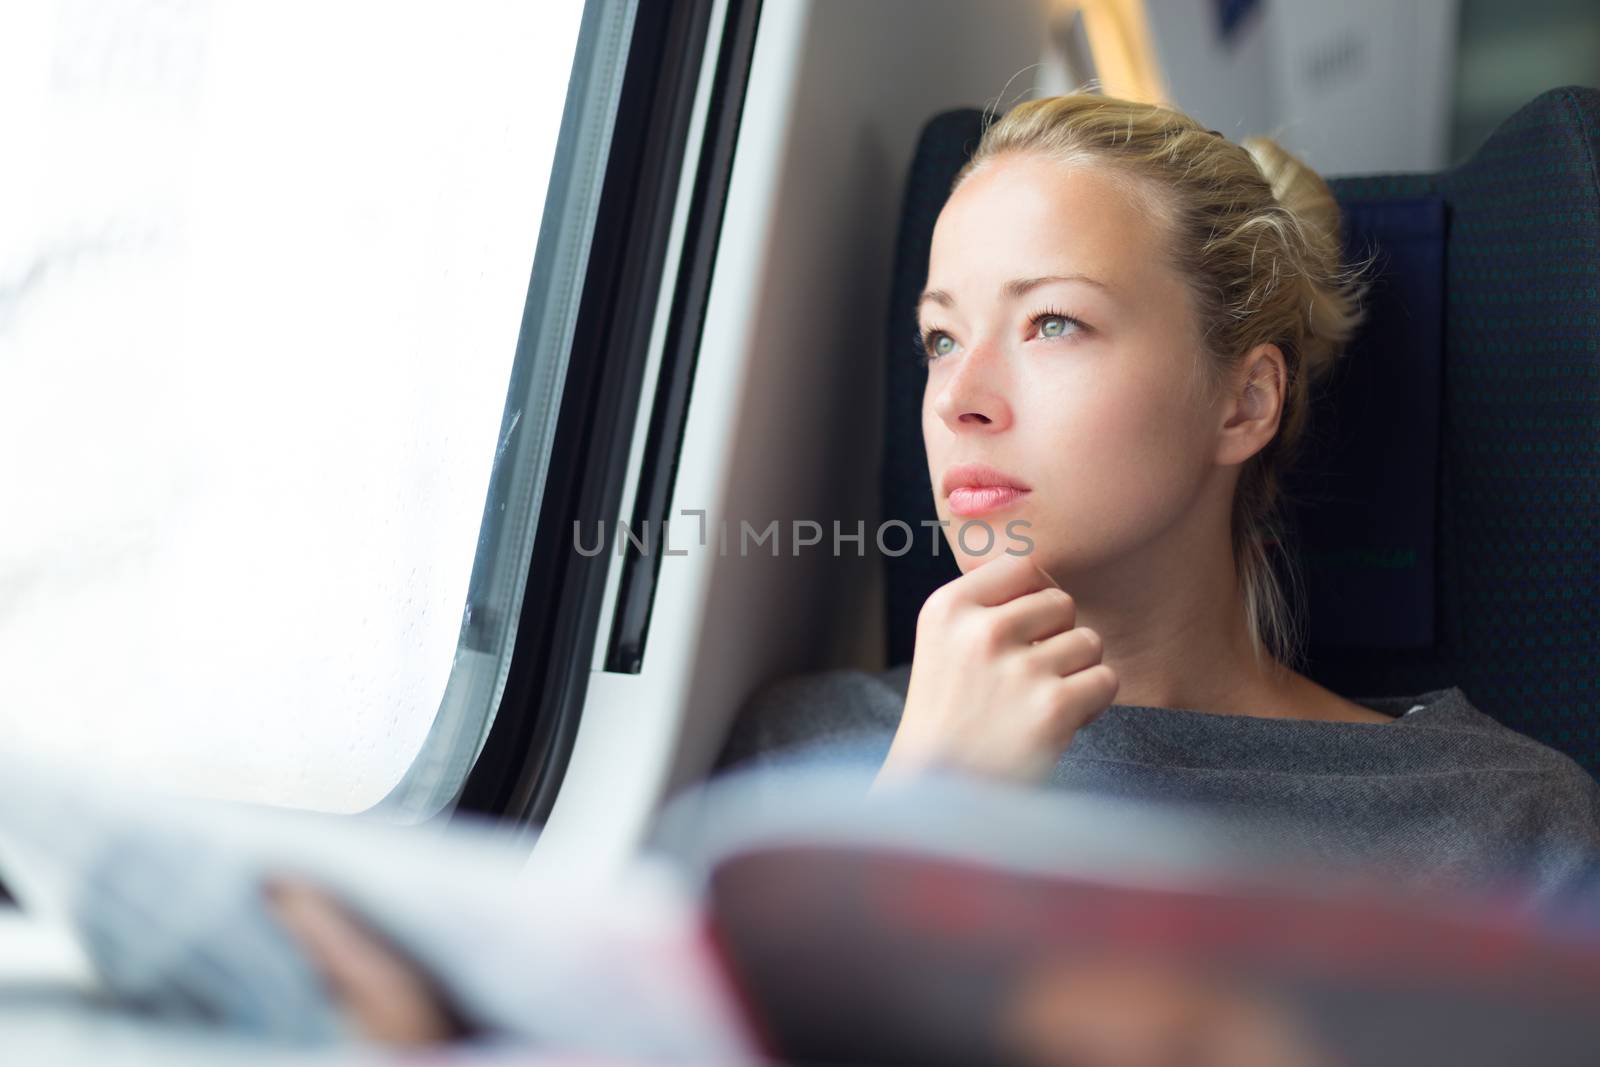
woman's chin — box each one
[939,512,1037,560]
[953,545,1034,573]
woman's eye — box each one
[1039,314,1072,338]
[921,330,956,361]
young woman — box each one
[718,92,1600,899]
[268,93,1600,1047]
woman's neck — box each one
[1051,534,1319,720]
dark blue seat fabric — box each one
[1276,195,1447,654]
[880,87,1600,777]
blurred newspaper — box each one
[0,751,755,1061]
[5,751,1600,1065]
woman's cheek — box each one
[1027,419,1192,563]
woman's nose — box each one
[930,341,1014,432]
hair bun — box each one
[1238,135,1364,380]
[1240,137,1338,243]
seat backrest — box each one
[880,87,1600,777]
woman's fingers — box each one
[1031,626,1103,678]
[886,557,1116,788]
[1057,663,1120,722]
[958,552,1060,608]
[991,586,1077,646]
[265,878,464,1046]
[1025,664,1120,751]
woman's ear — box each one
[1216,343,1286,465]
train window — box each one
[0,1,599,815]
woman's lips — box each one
[947,485,1030,517]
[941,463,1031,518]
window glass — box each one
[1452,0,1600,161]
[0,0,585,812]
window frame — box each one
[442,0,763,827]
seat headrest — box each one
[1279,196,1447,652]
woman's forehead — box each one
[927,158,1168,301]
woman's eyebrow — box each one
[917,273,1112,310]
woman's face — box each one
[919,154,1225,581]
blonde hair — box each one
[952,93,1371,675]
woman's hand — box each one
[265,878,469,1046]
[875,553,1117,788]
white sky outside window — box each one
[0,1,584,812]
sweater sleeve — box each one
[712,668,906,777]
[1512,756,1600,912]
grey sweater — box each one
[715,664,1600,910]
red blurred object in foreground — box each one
[707,844,1600,1067]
